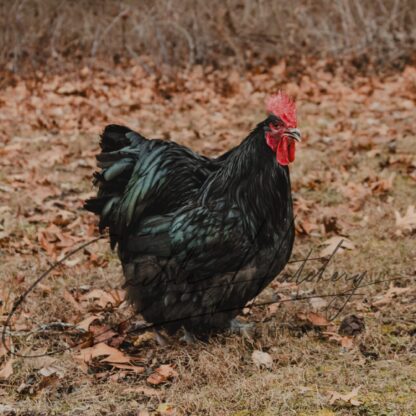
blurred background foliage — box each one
[1,0,415,74]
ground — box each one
[0,63,415,415]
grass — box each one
[1,0,416,74]
[0,63,415,415]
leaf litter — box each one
[0,61,415,414]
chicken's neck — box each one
[201,125,294,244]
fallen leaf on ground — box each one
[252,350,273,369]
[38,365,65,378]
[147,372,166,385]
[80,289,121,309]
[370,173,395,194]
[394,205,416,235]
[340,182,370,211]
[75,314,102,331]
[267,303,279,315]
[320,236,355,257]
[156,364,178,378]
[372,283,412,307]
[0,339,10,358]
[89,323,119,344]
[0,358,14,379]
[108,363,145,373]
[63,290,83,311]
[340,336,354,350]
[322,331,342,342]
[328,386,361,406]
[147,364,178,385]
[76,342,131,364]
[299,311,330,327]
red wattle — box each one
[266,132,296,165]
[288,140,295,162]
[277,136,290,165]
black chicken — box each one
[85,92,301,340]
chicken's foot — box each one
[180,328,197,344]
[153,328,169,347]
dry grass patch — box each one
[1,64,415,415]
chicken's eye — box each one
[270,119,284,130]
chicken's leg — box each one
[153,328,169,346]
[180,328,197,344]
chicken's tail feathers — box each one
[84,125,147,246]
[99,124,146,152]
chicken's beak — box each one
[285,128,301,142]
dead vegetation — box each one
[1,4,416,414]
[1,0,415,74]
[0,60,415,415]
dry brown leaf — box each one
[156,364,178,378]
[273,353,292,365]
[340,336,354,350]
[38,365,65,378]
[75,314,102,331]
[0,339,10,358]
[147,364,178,385]
[372,283,412,307]
[320,236,355,257]
[76,342,131,364]
[147,372,166,385]
[89,323,119,344]
[394,205,416,235]
[80,289,120,309]
[0,358,14,379]
[301,312,330,327]
[296,218,319,236]
[38,229,57,257]
[340,182,370,211]
[267,303,279,315]
[109,363,145,373]
[63,289,83,311]
[135,410,150,416]
[52,210,75,226]
[25,354,56,372]
[108,289,126,304]
[370,173,395,194]
[328,386,361,406]
[322,331,342,342]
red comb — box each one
[266,92,297,128]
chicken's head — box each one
[264,92,301,166]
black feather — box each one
[85,117,294,335]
